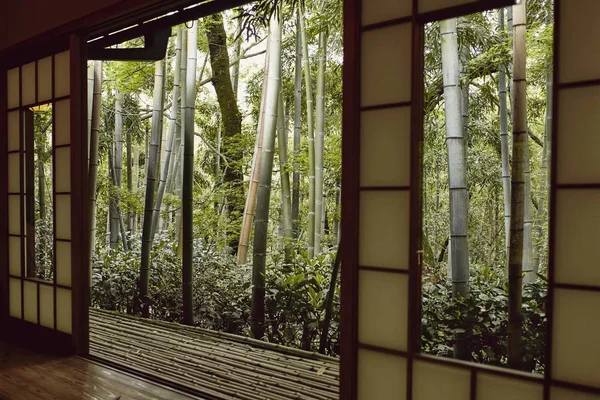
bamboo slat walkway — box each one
[89,308,339,400]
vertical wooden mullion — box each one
[545,0,560,398]
[470,368,477,400]
[70,34,90,354]
[408,1,424,398]
[25,110,35,281]
[51,103,57,331]
[1,66,9,324]
[341,0,361,397]
[52,54,57,332]
[19,65,24,320]
[36,282,40,325]
[35,61,38,105]
[34,58,42,328]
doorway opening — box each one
[86,1,342,398]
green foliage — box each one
[91,239,341,355]
[422,268,546,373]
[264,250,340,354]
[34,215,54,281]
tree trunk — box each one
[215,114,221,182]
[300,4,316,258]
[231,11,243,97]
[292,12,302,238]
[277,85,293,263]
[132,142,139,234]
[126,124,134,236]
[441,18,470,360]
[532,70,552,276]
[206,13,244,252]
[182,23,198,326]
[115,91,127,246]
[38,159,46,221]
[332,185,340,243]
[522,133,534,284]
[319,244,340,354]
[498,9,511,274]
[459,17,470,161]
[115,91,123,187]
[314,27,328,255]
[237,40,270,265]
[176,30,187,257]
[508,0,526,370]
[251,13,281,340]
[140,59,166,318]
[87,64,94,166]
[441,18,469,297]
[108,146,129,252]
[89,61,102,260]
[152,28,182,242]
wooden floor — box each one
[0,341,198,400]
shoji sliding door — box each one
[2,35,88,354]
[342,0,600,398]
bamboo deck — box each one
[89,308,339,400]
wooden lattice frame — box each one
[341,0,600,399]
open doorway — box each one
[86,1,342,398]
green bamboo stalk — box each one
[139,59,166,318]
[251,12,281,340]
[182,22,198,325]
[299,3,316,259]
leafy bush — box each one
[264,251,340,355]
[422,266,546,373]
[91,238,341,355]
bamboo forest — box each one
[39,0,551,373]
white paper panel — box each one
[38,56,52,102]
[7,67,19,109]
[8,195,20,235]
[556,87,600,184]
[9,236,21,277]
[23,280,38,324]
[9,278,21,318]
[21,62,36,106]
[360,107,411,187]
[419,0,475,14]
[54,146,70,192]
[552,289,600,388]
[54,51,70,98]
[477,373,543,400]
[56,240,71,287]
[362,0,412,26]
[559,0,600,83]
[358,348,407,400]
[8,153,20,193]
[551,387,600,400]
[413,360,470,400]
[56,288,72,334]
[55,194,71,240]
[555,189,600,286]
[54,99,70,146]
[359,191,409,270]
[39,285,54,329]
[359,270,408,351]
[361,23,412,107]
[8,110,20,151]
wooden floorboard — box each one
[0,341,199,400]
